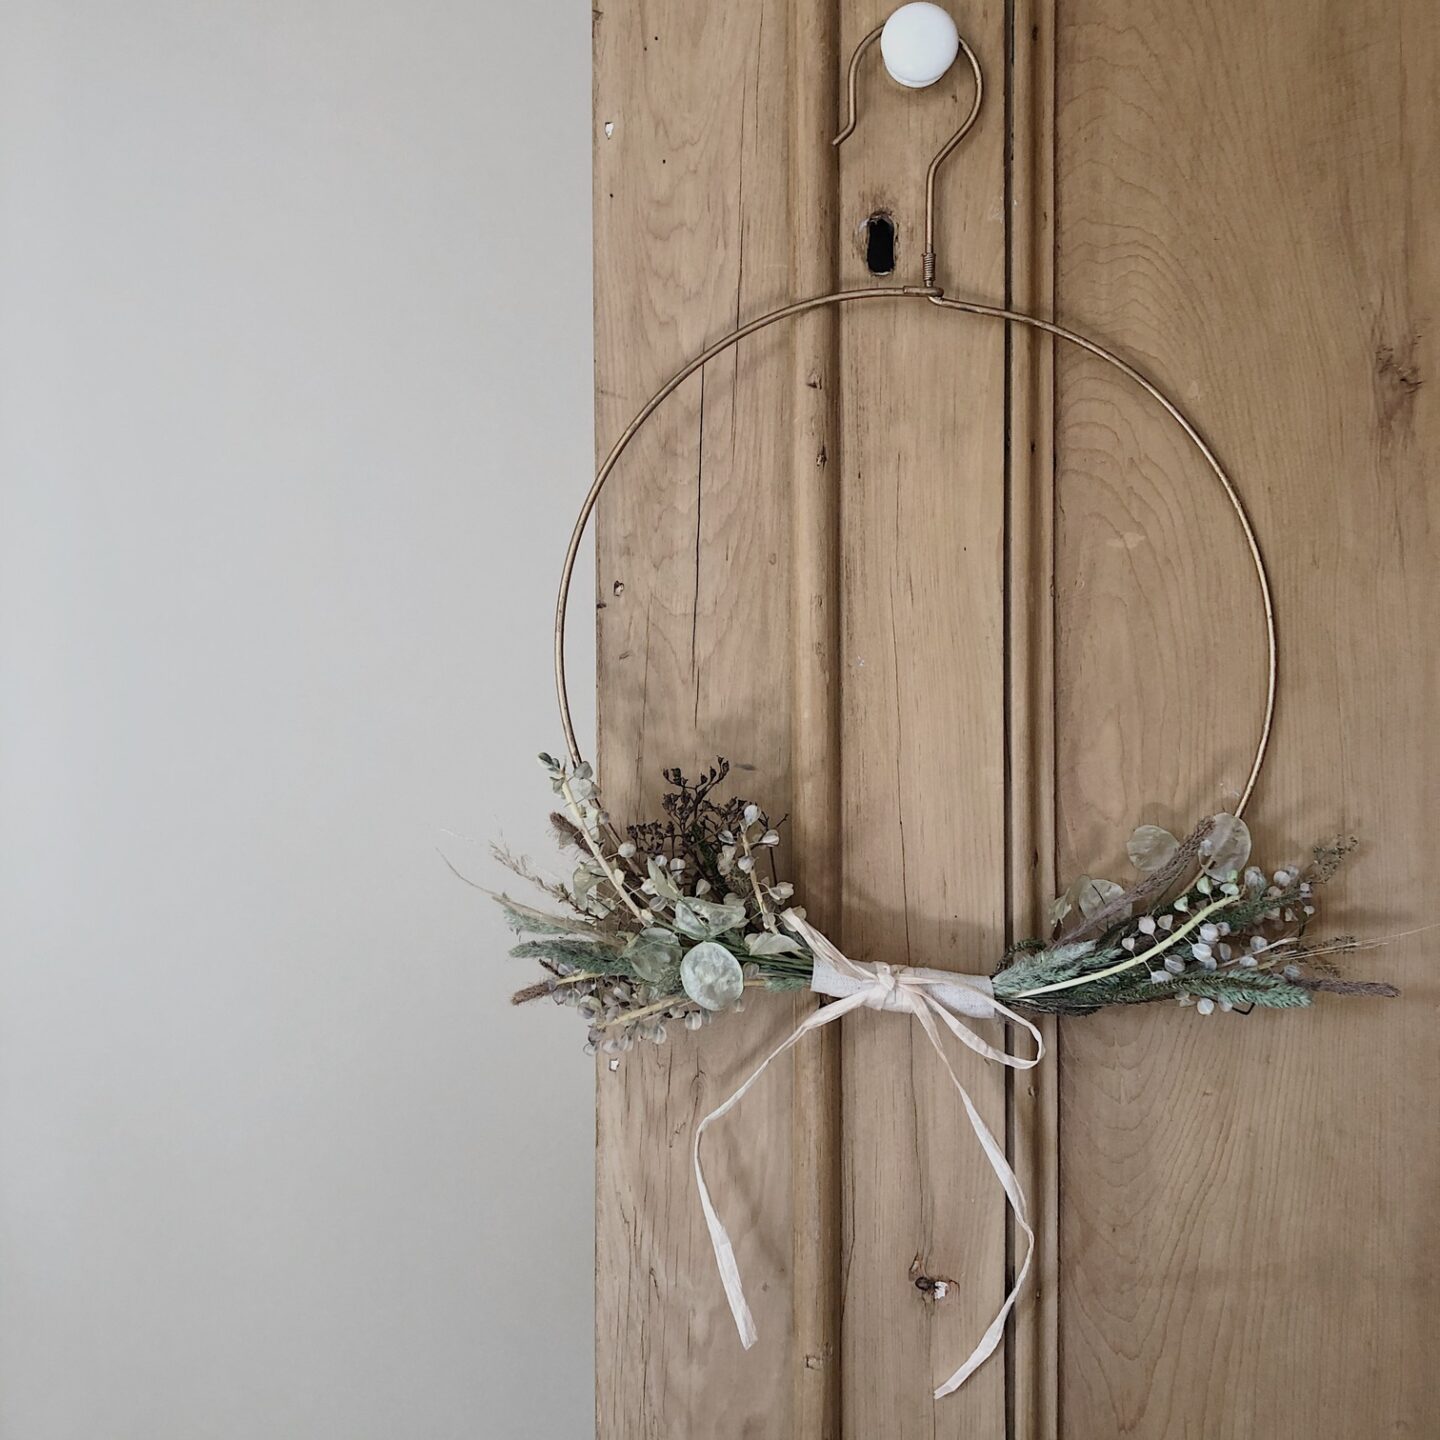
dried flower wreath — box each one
[482,7,1400,1401]
[501,759,1393,1038]
[492,755,1397,1396]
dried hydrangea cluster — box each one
[496,760,1396,1041]
[992,816,1399,1016]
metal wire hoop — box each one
[555,285,1278,819]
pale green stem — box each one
[599,994,686,1029]
[1015,892,1239,999]
[738,829,772,920]
[559,775,648,924]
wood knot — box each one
[909,1253,954,1302]
[1374,335,1423,444]
[1376,340,1422,397]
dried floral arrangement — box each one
[498,756,1396,1049]
[477,9,1416,1400]
[491,755,1399,1396]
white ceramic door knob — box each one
[880,3,961,88]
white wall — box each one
[0,4,595,1435]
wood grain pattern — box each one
[592,4,799,1435]
[834,1,1012,1432]
[1008,4,1060,1437]
[593,1,1434,1433]
[787,2,844,1435]
[1054,2,1440,1435]
[593,2,1054,1430]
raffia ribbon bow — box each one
[693,910,1045,1400]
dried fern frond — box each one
[509,937,629,972]
[1291,975,1400,998]
[491,843,584,911]
[494,893,604,939]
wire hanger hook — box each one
[832,7,984,291]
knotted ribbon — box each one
[693,910,1045,1400]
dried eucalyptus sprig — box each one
[993,818,1399,1016]
[493,761,1398,1046]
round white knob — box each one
[880,3,960,89]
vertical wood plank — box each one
[1007,3,1059,1438]
[592,4,798,1435]
[789,3,844,1436]
[1054,1,1440,1434]
[835,1,1012,1432]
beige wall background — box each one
[0,3,595,1435]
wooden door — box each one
[590,2,1438,1435]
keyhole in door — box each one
[864,213,896,276]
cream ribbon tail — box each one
[691,911,1045,1401]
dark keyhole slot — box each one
[865,213,896,276]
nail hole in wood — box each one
[864,213,896,276]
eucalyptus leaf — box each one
[1048,889,1074,928]
[1126,824,1179,874]
[1201,813,1252,880]
[1076,876,1128,920]
[625,927,682,982]
[745,931,804,957]
[672,897,748,940]
[681,941,745,1011]
[644,856,680,902]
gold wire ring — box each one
[554,285,1277,818]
